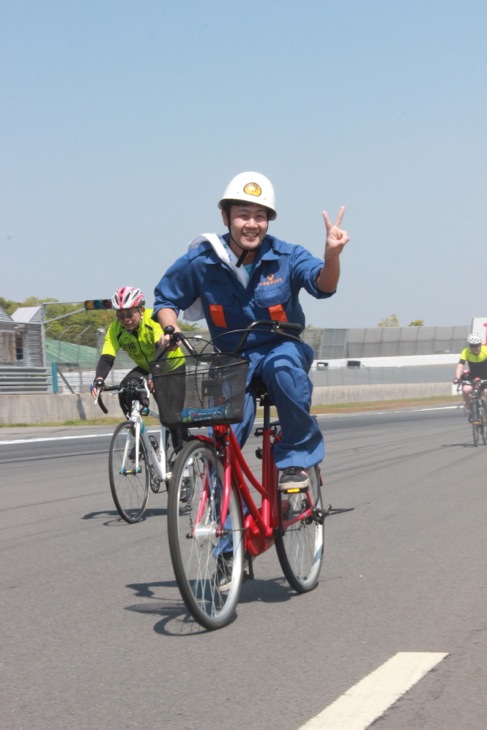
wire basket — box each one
[151,352,248,427]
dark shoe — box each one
[278,467,310,491]
[128,445,143,461]
[215,553,249,592]
[179,476,194,504]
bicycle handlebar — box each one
[93,377,150,414]
[455,377,487,385]
[231,320,303,353]
[152,320,303,362]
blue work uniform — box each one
[153,233,334,469]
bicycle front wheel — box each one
[471,402,480,447]
[275,465,325,593]
[109,422,149,523]
[481,402,487,446]
[168,439,244,630]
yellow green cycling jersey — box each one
[100,308,184,373]
[459,345,487,379]
[100,309,162,371]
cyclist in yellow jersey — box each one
[91,286,187,450]
[452,332,487,414]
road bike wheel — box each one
[108,422,149,523]
[168,439,244,630]
[275,465,325,593]
[471,402,479,447]
[481,402,487,446]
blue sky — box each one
[1,0,486,328]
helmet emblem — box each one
[243,182,262,197]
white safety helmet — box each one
[218,171,277,220]
[467,333,483,346]
[111,286,145,310]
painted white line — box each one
[0,433,113,445]
[0,428,162,446]
[410,405,459,412]
[299,651,448,730]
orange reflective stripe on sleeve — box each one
[209,304,227,328]
[268,304,288,323]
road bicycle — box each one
[459,378,487,447]
[152,321,327,630]
[94,378,176,522]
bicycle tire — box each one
[471,401,480,447]
[108,421,149,523]
[168,439,244,630]
[275,465,325,593]
[481,401,487,446]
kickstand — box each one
[246,555,254,581]
[326,505,355,516]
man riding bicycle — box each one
[152,171,350,490]
[90,286,187,451]
[453,332,487,416]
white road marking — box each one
[0,429,162,446]
[0,433,113,445]
[299,651,448,730]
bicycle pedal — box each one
[313,507,328,524]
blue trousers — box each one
[232,340,324,469]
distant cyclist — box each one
[452,333,487,415]
[90,286,187,451]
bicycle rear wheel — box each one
[109,422,149,523]
[275,465,325,593]
[168,439,244,630]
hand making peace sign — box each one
[322,206,350,256]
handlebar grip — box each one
[97,395,109,414]
[276,321,303,333]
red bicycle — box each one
[152,321,327,630]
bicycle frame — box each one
[96,378,176,522]
[97,379,172,481]
[199,402,321,560]
[124,401,172,484]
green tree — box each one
[1,295,203,346]
[43,301,115,347]
[0,296,20,316]
[408,319,424,326]
[378,313,399,327]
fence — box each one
[0,322,469,395]
[306,325,469,360]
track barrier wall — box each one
[0,383,454,426]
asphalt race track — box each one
[1,405,486,729]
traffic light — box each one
[84,299,112,310]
